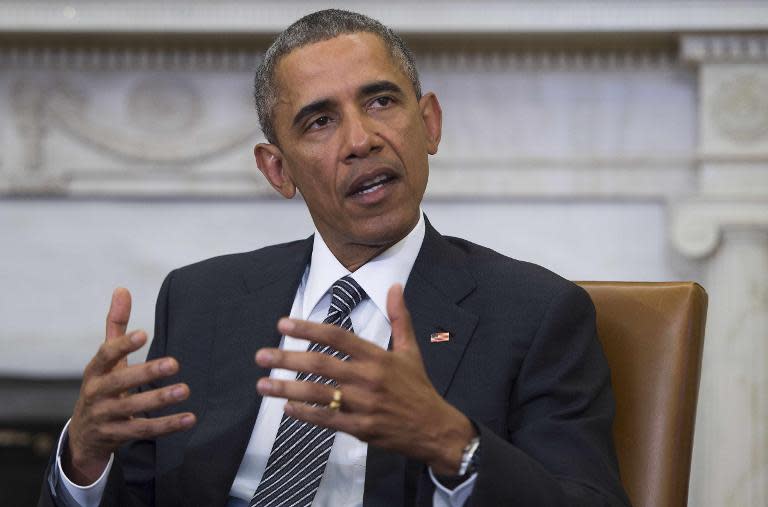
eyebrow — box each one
[290,80,406,129]
[359,80,405,98]
[291,98,336,129]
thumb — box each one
[387,284,417,352]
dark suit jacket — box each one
[41,219,630,507]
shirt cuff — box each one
[54,418,114,507]
[429,467,477,507]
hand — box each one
[64,288,196,485]
[255,284,475,475]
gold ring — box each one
[328,388,342,411]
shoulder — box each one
[161,237,311,301]
[443,234,586,301]
[432,234,594,326]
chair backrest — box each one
[576,282,707,507]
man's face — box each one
[255,32,442,253]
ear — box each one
[254,143,296,199]
[419,92,442,155]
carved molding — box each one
[681,34,768,63]
[10,79,46,173]
[420,48,677,71]
[698,64,768,157]
[0,46,678,72]
[0,40,695,197]
[2,1,768,33]
[0,47,262,72]
[710,73,768,144]
[670,199,768,258]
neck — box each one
[332,242,392,272]
[319,214,421,272]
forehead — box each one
[273,32,410,110]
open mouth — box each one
[349,173,397,197]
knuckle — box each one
[144,361,159,376]
[364,368,385,391]
[97,342,113,362]
[158,387,173,404]
[115,397,137,418]
[358,395,377,413]
[82,361,95,378]
[91,424,108,441]
[307,353,326,373]
[89,403,110,421]
[354,416,375,440]
[329,327,346,344]
[107,374,128,394]
[269,381,286,397]
[135,421,153,439]
[82,381,100,403]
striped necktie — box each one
[249,275,367,507]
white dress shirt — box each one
[53,213,476,506]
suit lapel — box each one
[364,220,479,506]
[181,238,313,506]
[407,220,478,397]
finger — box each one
[97,383,190,419]
[102,412,196,442]
[284,399,345,426]
[91,357,179,398]
[106,288,132,342]
[386,284,417,352]
[276,318,380,359]
[87,330,147,376]
[255,348,353,382]
[257,378,337,406]
[284,400,370,438]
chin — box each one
[353,212,418,247]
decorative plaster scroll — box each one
[670,199,768,258]
[681,34,768,63]
[47,80,260,164]
[126,77,203,133]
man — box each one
[40,9,629,507]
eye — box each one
[307,115,332,130]
[369,96,394,109]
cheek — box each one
[287,151,334,188]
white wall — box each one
[0,197,693,376]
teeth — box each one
[356,174,390,194]
[361,174,388,187]
[360,183,383,195]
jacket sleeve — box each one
[468,283,630,507]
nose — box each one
[342,110,382,162]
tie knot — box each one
[332,275,367,311]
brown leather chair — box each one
[576,282,708,507]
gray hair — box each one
[254,9,422,145]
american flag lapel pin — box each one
[430,331,451,343]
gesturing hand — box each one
[255,284,475,475]
[64,288,196,485]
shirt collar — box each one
[302,212,426,321]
